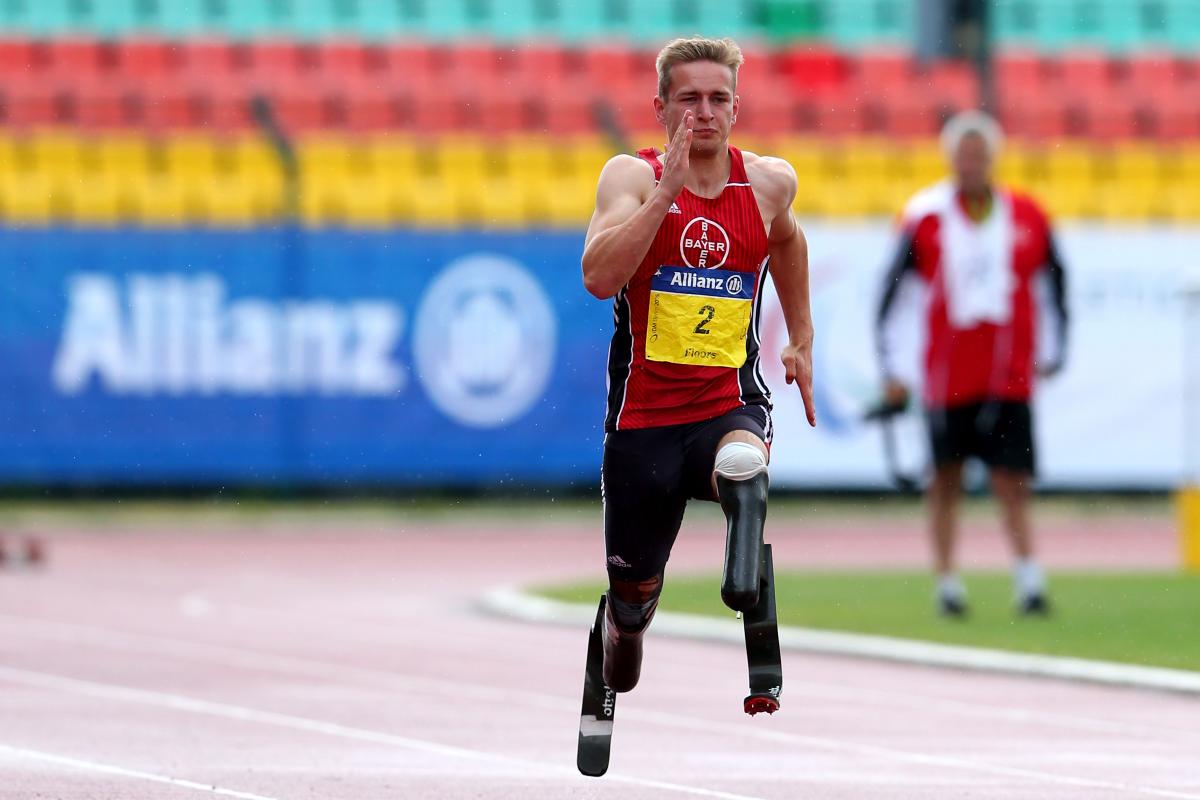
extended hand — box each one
[781,340,816,427]
[658,110,693,198]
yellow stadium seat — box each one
[164,135,218,177]
[131,175,192,226]
[297,136,352,182]
[93,135,151,177]
[407,177,467,227]
[567,137,616,183]
[68,175,129,225]
[0,173,61,223]
[341,176,396,227]
[196,176,266,226]
[27,133,84,184]
[1044,144,1095,187]
[477,176,534,228]
[365,136,419,182]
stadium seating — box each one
[2,1,1200,226]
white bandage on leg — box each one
[713,441,768,481]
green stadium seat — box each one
[421,0,488,40]
[993,0,1039,47]
[761,0,825,41]
[630,2,676,44]
[288,0,346,39]
[6,0,73,35]
[80,0,140,36]
[209,0,279,38]
[690,0,753,39]
[151,0,208,36]
[348,0,403,39]
[1163,0,1200,50]
[825,0,912,47]
[489,0,556,41]
[557,0,619,42]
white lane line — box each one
[0,743,280,800]
[5,612,1198,744]
[3,631,1199,800]
[0,665,770,800]
[483,587,1200,695]
[5,613,1200,797]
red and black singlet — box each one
[604,146,772,431]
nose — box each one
[697,98,715,120]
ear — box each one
[653,94,666,126]
[731,94,739,125]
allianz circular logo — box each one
[413,254,557,428]
[726,274,743,295]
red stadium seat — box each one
[581,46,638,91]
[380,42,441,93]
[316,40,377,80]
[179,39,244,80]
[68,79,136,130]
[197,80,255,132]
[1127,54,1191,91]
[333,79,400,132]
[137,78,205,131]
[1056,51,1116,94]
[247,40,315,89]
[1079,89,1140,140]
[510,44,573,95]
[114,38,177,79]
[0,76,60,127]
[993,50,1044,101]
[539,90,594,136]
[44,38,110,80]
[776,45,846,96]
[999,91,1069,140]
[855,49,915,90]
[269,77,335,133]
[925,61,980,112]
[0,38,39,74]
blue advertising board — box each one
[0,226,610,486]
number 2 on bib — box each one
[646,266,754,368]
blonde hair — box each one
[655,36,744,100]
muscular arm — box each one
[582,110,694,300]
[580,156,673,299]
[756,157,816,426]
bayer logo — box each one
[413,254,556,428]
[726,274,743,295]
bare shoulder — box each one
[742,150,797,201]
[598,153,656,190]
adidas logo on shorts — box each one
[607,554,632,568]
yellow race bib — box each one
[645,266,755,368]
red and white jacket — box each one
[876,181,1069,409]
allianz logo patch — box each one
[652,265,754,300]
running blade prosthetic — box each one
[742,543,783,715]
[577,595,616,776]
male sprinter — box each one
[876,111,1069,618]
[577,36,814,760]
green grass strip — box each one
[537,570,1200,672]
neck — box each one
[686,146,731,197]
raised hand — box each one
[658,110,693,198]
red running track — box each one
[0,508,1196,799]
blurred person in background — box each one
[875,110,1069,618]
[580,36,815,704]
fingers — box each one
[782,353,796,385]
[802,380,817,427]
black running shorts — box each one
[601,404,772,583]
[926,400,1035,474]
